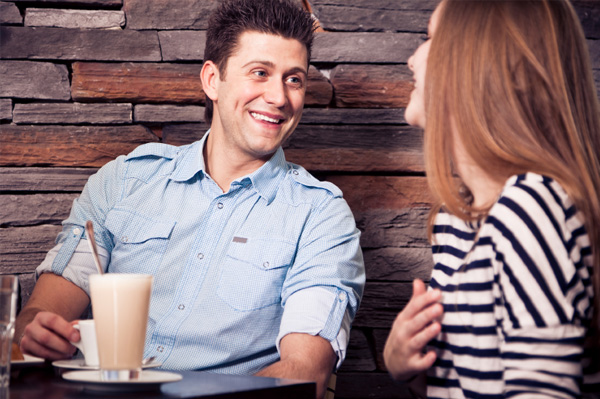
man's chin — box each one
[244,144,279,161]
[249,137,286,155]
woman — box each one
[383,1,600,397]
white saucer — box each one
[62,370,182,391]
[52,358,162,370]
[11,354,45,369]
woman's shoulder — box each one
[484,172,584,251]
[489,172,574,224]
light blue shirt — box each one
[36,132,365,374]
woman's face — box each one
[405,4,442,128]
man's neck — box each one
[203,132,269,193]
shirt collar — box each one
[244,146,287,204]
[170,131,288,204]
[169,132,210,183]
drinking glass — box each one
[0,275,18,398]
[89,274,152,381]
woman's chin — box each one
[404,107,425,129]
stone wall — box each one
[1,1,599,397]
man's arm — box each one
[260,181,363,398]
[255,333,336,399]
[15,273,90,360]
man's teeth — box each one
[251,112,281,124]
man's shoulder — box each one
[283,163,343,200]
[125,142,183,162]
[120,142,193,182]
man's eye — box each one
[254,70,267,77]
[287,77,303,86]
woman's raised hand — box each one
[383,279,443,381]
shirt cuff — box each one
[36,240,109,295]
[277,286,351,370]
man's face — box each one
[206,31,308,162]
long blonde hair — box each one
[425,0,600,329]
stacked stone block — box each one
[1,0,598,397]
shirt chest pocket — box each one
[105,208,176,274]
[217,239,296,311]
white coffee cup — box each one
[70,319,99,367]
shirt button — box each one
[217,202,224,209]
[122,236,129,243]
[292,170,299,175]
[73,228,81,235]
[338,292,347,301]
[263,262,269,268]
[197,253,204,259]
[178,304,185,310]
[157,346,164,352]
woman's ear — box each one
[200,60,219,101]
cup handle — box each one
[70,324,84,353]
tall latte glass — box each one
[89,274,152,381]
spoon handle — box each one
[85,220,104,275]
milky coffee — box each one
[89,274,152,377]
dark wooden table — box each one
[9,362,316,399]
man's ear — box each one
[201,60,220,101]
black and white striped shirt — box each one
[427,173,597,398]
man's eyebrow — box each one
[242,60,275,69]
[241,60,307,76]
[288,66,308,76]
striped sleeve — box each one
[487,176,591,398]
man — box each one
[15,0,365,397]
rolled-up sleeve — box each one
[278,193,365,368]
[36,155,126,289]
[36,240,110,295]
[278,286,353,369]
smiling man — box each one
[15,1,365,398]
[201,29,308,191]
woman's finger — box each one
[402,280,442,319]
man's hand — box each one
[20,311,79,360]
[383,279,443,381]
[255,333,336,399]
[14,273,90,360]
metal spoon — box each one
[85,220,104,275]
[142,356,156,366]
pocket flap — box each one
[105,208,176,244]
[227,238,295,270]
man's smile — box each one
[250,111,284,125]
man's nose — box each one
[408,54,414,71]
[264,79,287,107]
